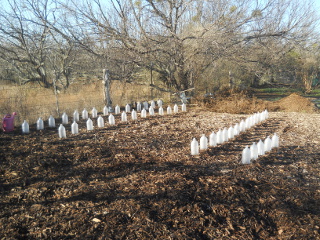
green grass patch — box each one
[307,89,320,97]
[253,87,296,95]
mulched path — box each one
[1,107,319,239]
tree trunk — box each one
[37,66,52,88]
[103,69,113,111]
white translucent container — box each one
[271,133,279,148]
[200,134,208,150]
[58,124,66,138]
[182,103,187,112]
[222,128,228,142]
[73,110,79,122]
[48,115,55,128]
[125,104,131,113]
[136,102,141,112]
[241,146,251,164]
[109,114,115,125]
[131,110,137,120]
[167,106,172,114]
[103,106,109,116]
[71,121,79,134]
[121,111,127,122]
[22,120,29,134]
[245,118,251,129]
[62,112,68,125]
[216,129,223,144]
[257,139,265,155]
[249,116,254,127]
[233,123,240,136]
[264,109,269,120]
[37,117,44,130]
[151,100,155,108]
[157,99,163,107]
[253,113,259,125]
[158,107,164,115]
[260,111,265,121]
[190,138,199,155]
[173,104,178,113]
[227,126,234,139]
[82,108,88,120]
[141,109,147,118]
[92,107,98,118]
[115,105,120,114]
[257,112,263,122]
[209,132,217,147]
[143,102,148,110]
[97,116,104,127]
[239,120,245,132]
[264,136,272,152]
[86,118,94,131]
[149,107,154,116]
[250,142,258,160]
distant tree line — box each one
[0,0,319,93]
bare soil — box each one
[1,94,320,239]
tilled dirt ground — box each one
[1,104,320,239]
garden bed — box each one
[1,97,320,239]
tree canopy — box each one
[0,0,319,92]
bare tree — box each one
[0,0,50,86]
[0,0,76,88]
[0,0,318,93]
[59,0,318,92]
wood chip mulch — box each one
[1,107,319,239]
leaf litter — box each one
[0,95,320,239]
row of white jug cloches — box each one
[21,103,187,134]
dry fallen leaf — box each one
[1,105,320,239]
[92,218,101,223]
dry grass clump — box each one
[207,94,267,114]
[197,87,267,114]
[0,83,104,124]
[198,89,318,114]
[0,81,170,126]
[2,81,317,128]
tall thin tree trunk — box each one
[150,63,154,100]
[302,71,312,93]
[53,77,60,117]
[103,69,113,112]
